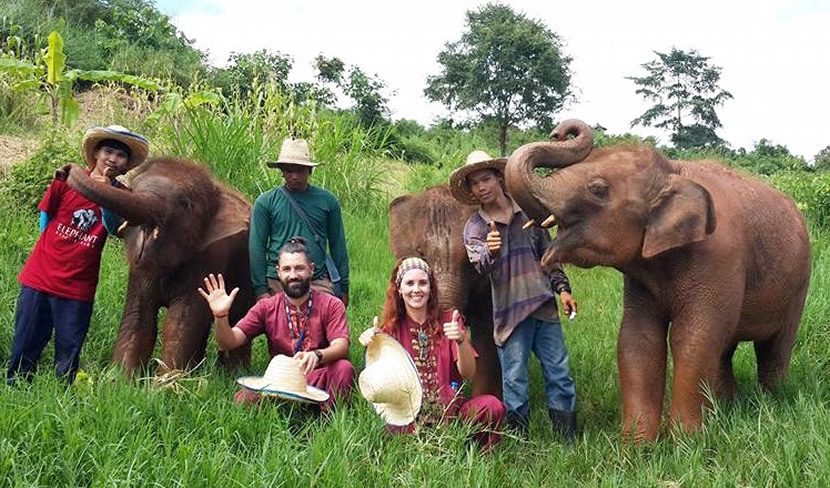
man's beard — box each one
[283,277,311,298]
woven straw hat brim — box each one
[266,160,320,169]
[360,334,422,426]
[81,126,149,170]
[449,158,507,205]
[236,376,329,403]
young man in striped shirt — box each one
[451,150,579,443]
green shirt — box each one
[249,185,349,296]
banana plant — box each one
[0,30,161,126]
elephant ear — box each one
[199,185,251,251]
[642,175,716,259]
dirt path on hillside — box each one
[0,135,39,170]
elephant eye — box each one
[587,178,609,199]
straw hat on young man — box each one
[81,125,150,170]
[359,333,422,426]
[266,138,320,169]
[448,150,507,205]
[237,355,329,404]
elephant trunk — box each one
[504,119,594,223]
[66,166,160,225]
[436,278,468,312]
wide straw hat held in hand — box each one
[236,355,329,403]
[359,333,422,426]
[81,125,149,170]
[449,150,507,205]
[266,138,320,168]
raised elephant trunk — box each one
[65,165,159,225]
[504,119,594,223]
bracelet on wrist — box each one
[214,314,228,319]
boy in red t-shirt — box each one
[7,125,149,384]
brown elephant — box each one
[56,158,253,376]
[505,120,811,442]
[389,186,501,397]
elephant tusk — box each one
[541,215,557,228]
[522,219,536,230]
[117,220,130,237]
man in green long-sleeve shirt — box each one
[249,138,349,307]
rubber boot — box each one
[549,409,577,444]
[506,411,530,439]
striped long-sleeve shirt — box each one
[463,198,571,346]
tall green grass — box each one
[152,85,392,216]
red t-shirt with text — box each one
[17,178,109,302]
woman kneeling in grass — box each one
[359,256,504,451]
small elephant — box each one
[505,120,811,442]
[389,186,501,397]
[58,158,253,376]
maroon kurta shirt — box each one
[234,290,348,357]
[388,310,478,406]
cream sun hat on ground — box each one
[81,125,149,170]
[266,138,320,168]
[359,333,423,426]
[449,150,507,205]
[236,355,329,404]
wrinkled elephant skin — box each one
[389,186,501,397]
[63,158,253,376]
[505,120,812,442]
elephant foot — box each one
[218,344,251,371]
[621,412,661,444]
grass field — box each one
[1,159,829,486]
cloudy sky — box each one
[156,0,829,160]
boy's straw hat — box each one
[236,355,329,403]
[449,150,507,205]
[359,333,422,426]
[81,125,149,170]
[266,138,319,168]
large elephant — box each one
[505,120,811,442]
[57,158,253,376]
[389,186,501,397]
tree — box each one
[212,49,293,97]
[424,3,573,156]
[628,48,733,150]
[813,145,830,171]
[313,55,390,128]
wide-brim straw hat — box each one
[266,138,320,168]
[236,355,329,404]
[449,150,507,205]
[81,125,149,170]
[359,333,422,426]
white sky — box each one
[156,0,830,160]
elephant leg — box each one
[618,314,668,443]
[754,329,797,391]
[754,286,804,391]
[716,342,739,400]
[198,231,253,370]
[112,274,161,377]
[668,309,739,433]
[217,293,252,370]
[158,295,212,372]
[470,319,502,398]
[617,281,669,443]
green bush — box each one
[0,130,76,212]
[768,172,830,228]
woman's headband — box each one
[395,257,431,287]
